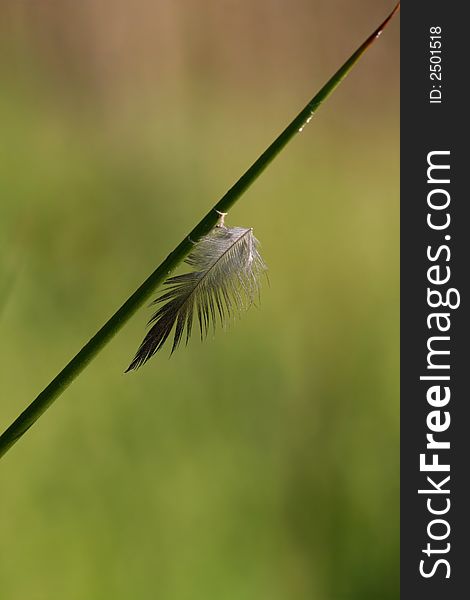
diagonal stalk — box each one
[0,2,399,459]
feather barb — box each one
[126,225,267,371]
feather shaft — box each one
[126,225,266,370]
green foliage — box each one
[0,97,398,600]
[0,4,399,599]
[0,3,399,457]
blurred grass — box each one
[0,3,398,598]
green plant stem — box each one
[0,3,399,460]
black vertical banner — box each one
[401,2,468,598]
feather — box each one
[126,225,267,371]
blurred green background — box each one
[0,1,399,598]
